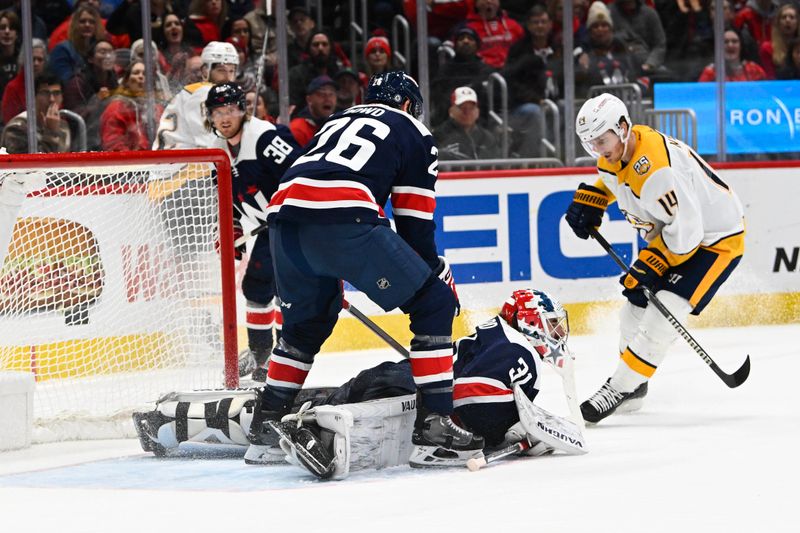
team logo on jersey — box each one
[621,209,655,234]
[377,277,391,290]
[633,156,651,175]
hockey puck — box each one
[466,457,486,472]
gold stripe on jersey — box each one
[596,125,671,198]
[649,234,700,268]
[620,347,657,378]
[689,231,746,308]
[184,81,211,94]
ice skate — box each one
[237,349,269,381]
[244,409,286,465]
[580,379,648,424]
[409,413,485,468]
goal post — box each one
[0,149,239,442]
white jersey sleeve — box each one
[153,82,219,150]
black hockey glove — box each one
[619,248,668,308]
[565,183,609,240]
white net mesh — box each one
[0,159,235,442]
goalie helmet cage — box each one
[0,150,239,443]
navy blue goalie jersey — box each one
[267,103,440,268]
[211,117,301,226]
[453,316,543,446]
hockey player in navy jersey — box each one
[204,83,302,380]
[249,70,485,468]
[132,289,586,478]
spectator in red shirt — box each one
[100,61,164,150]
[698,28,767,80]
[48,0,129,52]
[184,0,228,53]
[402,0,472,41]
[734,0,779,47]
[759,3,799,78]
[2,38,47,125]
[289,75,337,147]
[464,0,524,68]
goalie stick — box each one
[589,228,750,388]
[466,439,532,472]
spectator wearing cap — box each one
[575,1,639,98]
[430,26,495,127]
[363,36,393,78]
[289,75,337,147]
[433,86,500,161]
[465,0,525,68]
[288,31,341,109]
[334,68,364,111]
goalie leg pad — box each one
[514,384,588,455]
[131,389,261,454]
[276,421,336,479]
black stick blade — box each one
[718,355,751,388]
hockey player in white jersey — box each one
[566,93,745,424]
[153,41,239,150]
[204,83,301,380]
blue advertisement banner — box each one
[654,80,800,155]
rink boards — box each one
[324,161,800,352]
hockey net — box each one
[0,150,238,442]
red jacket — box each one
[100,96,162,151]
[403,0,473,39]
[1,70,25,124]
[466,9,524,68]
[698,60,767,82]
[734,5,773,47]
[289,113,322,148]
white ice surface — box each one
[0,324,796,533]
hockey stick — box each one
[234,220,268,248]
[342,298,410,359]
[231,219,410,359]
[589,228,750,388]
[466,439,532,472]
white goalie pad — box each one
[133,389,260,454]
[280,394,417,479]
[513,384,588,455]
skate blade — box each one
[616,397,645,414]
[243,444,285,465]
[408,445,484,468]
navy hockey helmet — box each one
[365,70,423,119]
[205,82,246,115]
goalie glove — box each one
[435,255,460,317]
[503,422,554,457]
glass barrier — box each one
[1,0,797,164]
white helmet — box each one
[575,93,632,158]
[201,41,240,70]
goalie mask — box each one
[501,289,569,356]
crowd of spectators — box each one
[0,0,797,158]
